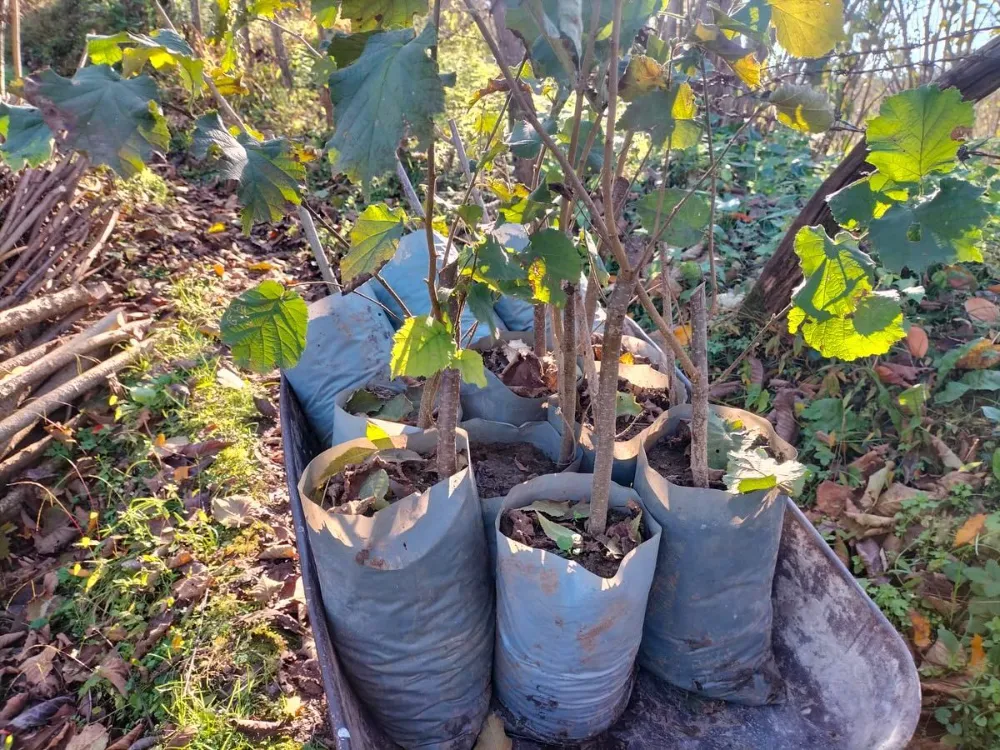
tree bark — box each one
[0,283,110,340]
[588,270,636,535]
[10,0,20,82]
[435,368,459,476]
[689,285,709,488]
[189,0,202,33]
[558,286,577,466]
[740,36,1000,321]
[271,22,293,89]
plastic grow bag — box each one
[281,377,921,749]
[373,230,500,343]
[459,331,557,426]
[494,473,661,741]
[459,418,581,565]
[634,404,798,706]
[284,285,396,445]
[297,429,493,749]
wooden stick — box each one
[447,119,488,215]
[0,338,62,377]
[71,208,119,283]
[33,308,126,393]
[0,414,80,487]
[296,206,339,292]
[0,283,111,340]
[0,323,145,403]
[0,341,152,452]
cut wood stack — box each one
[0,159,152,518]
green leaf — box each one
[220,281,308,372]
[341,203,406,282]
[827,174,905,231]
[724,447,807,496]
[535,512,582,552]
[326,30,379,67]
[936,370,1000,404]
[523,228,583,305]
[459,236,527,289]
[327,25,447,186]
[636,188,712,247]
[311,0,341,27]
[982,406,1000,423]
[457,204,483,228]
[451,348,487,388]
[617,82,700,148]
[524,499,571,517]
[509,118,554,159]
[193,113,304,233]
[769,84,834,133]
[378,393,414,421]
[865,86,973,184]
[346,388,384,415]
[853,293,903,336]
[466,282,502,339]
[789,304,905,359]
[766,0,844,58]
[993,449,1000,481]
[868,178,990,273]
[707,411,756,471]
[21,65,169,177]
[247,0,296,17]
[507,0,584,63]
[390,315,455,379]
[0,104,54,169]
[898,384,928,414]
[87,29,204,94]
[789,227,873,322]
[358,468,390,502]
[616,391,642,417]
[339,0,425,30]
[584,0,665,61]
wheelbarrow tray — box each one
[280,377,920,749]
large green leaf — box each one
[617,82,700,148]
[311,0,340,27]
[868,178,989,273]
[452,348,487,388]
[87,29,205,94]
[865,86,973,184]
[326,30,379,67]
[636,188,712,247]
[788,300,904,359]
[466,282,503,339]
[459,236,528,290]
[390,315,455,379]
[769,84,834,133]
[507,0,583,60]
[339,0,425,30]
[766,0,844,58]
[220,280,308,372]
[341,203,406,282]
[0,104,54,169]
[327,25,447,186]
[193,113,305,233]
[522,228,583,306]
[21,65,169,177]
[826,174,906,231]
[789,226,873,322]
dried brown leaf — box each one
[96,649,130,698]
[909,610,931,648]
[906,325,929,358]
[965,297,999,322]
[954,514,987,547]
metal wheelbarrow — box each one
[280,377,920,749]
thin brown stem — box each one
[558,285,578,466]
[689,284,709,488]
[701,56,719,314]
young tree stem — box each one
[689,285,710,488]
[435,368,460,475]
[558,285,578,466]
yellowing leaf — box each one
[248,261,275,272]
[954,514,987,546]
[619,351,635,365]
[282,694,303,717]
[729,53,761,88]
[207,222,227,234]
[970,634,986,673]
[767,0,844,58]
[770,84,834,133]
[620,55,665,100]
[956,339,1000,370]
[673,324,692,346]
[212,262,225,277]
[909,610,931,648]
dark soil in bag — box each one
[578,377,670,441]
[344,383,421,425]
[470,441,555,498]
[499,500,644,578]
[319,448,459,516]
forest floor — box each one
[1,133,999,749]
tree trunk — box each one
[435,368,459,476]
[740,36,1000,321]
[10,0,20,82]
[558,286,577,466]
[689,285,709,488]
[271,22,293,89]
[189,0,202,32]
